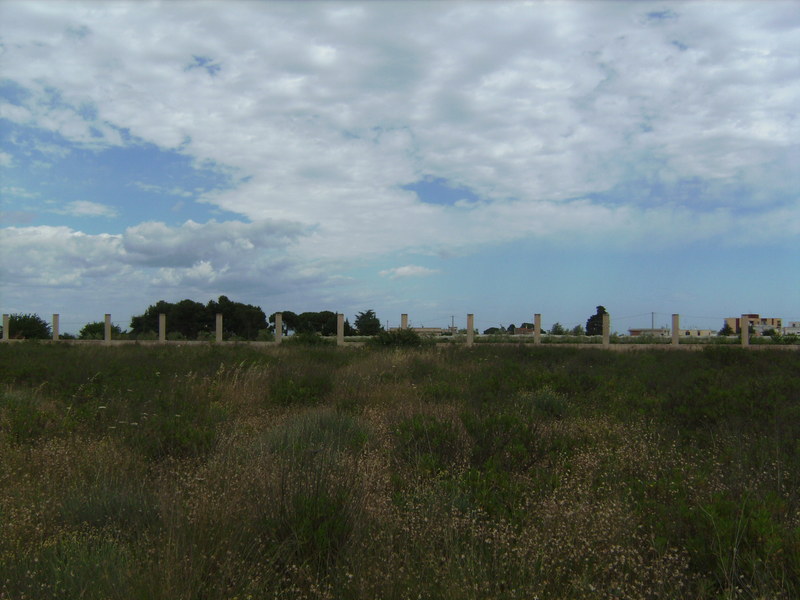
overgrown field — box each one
[1,343,798,599]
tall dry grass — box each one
[1,343,798,599]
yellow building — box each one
[724,315,782,335]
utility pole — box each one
[651,312,655,330]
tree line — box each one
[0,300,385,340]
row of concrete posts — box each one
[0,312,762,347]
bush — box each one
[256,328,275,341]
[369,329,430,348]
[79,321,123,340]
[283,332,334,346]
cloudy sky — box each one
[1,0,798,335]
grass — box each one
[0,343,798,599]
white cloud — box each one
[0,219,335,320]
[379,265,440,280]
[0,152,13,167]
[1,186,38,199]
[121,218,307,267]
[57,200,119,218]
[0,225,125,288]
[132,182,194,197]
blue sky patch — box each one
[1,121,239,233]
[646,9,678,22]
[187,55,222,76]
[0,79,31,106]
[403,176,482,206]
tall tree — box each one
[207,295,267,340]
[270,311,300,334]
[354,310,382,335]
[295,311,338,335]
[585,306,608,336]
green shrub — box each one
[527,386,570,419]
[270,371,334,406]
[0,389,53,442]
[60,478,159,534]
[3,313,51,339]
[461,409,539,471]
[256,328,275,341]
[283,331,334,346]
[2,532,135,600]
[369,329,431,348]
[396,414,463,473]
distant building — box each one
[681,329,715,338]
[724,315,782,335]
[782,322,800,335]
[629,328,716,338]
[628,328,670,337]
[388,326,455,336]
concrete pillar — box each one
[52,314,59,341]
[2,314,9,341]
[534,314,541,345]
[215,313,223,342]
[337,313,345,346]
[159,313,166,342]
[466,314,474,346]
[275,312,283,344]
[602,313,610,347]
[741,314,749,347]
[672,314,680,346]
[104,314,112,343]
[401,313,409,329]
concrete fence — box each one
[1,312,796,351]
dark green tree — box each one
[354,310,382,335]
[130,299,211,339]
[295,311,338,336]
[3,313,51,339]
[585,306,608,336]
[719,322,734,336]
[550,322,566,335]
[270,311,300,334]
[79,321,123,340]
[207,295,267,340]
[344,318,356,336]
[130,296,266,340]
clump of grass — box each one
[264,407,370,457]
[395,413,466,474]
[270,369,334,406]
[0,388,55,441]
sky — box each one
[1,0,798,335]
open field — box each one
[1,343,798,599]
